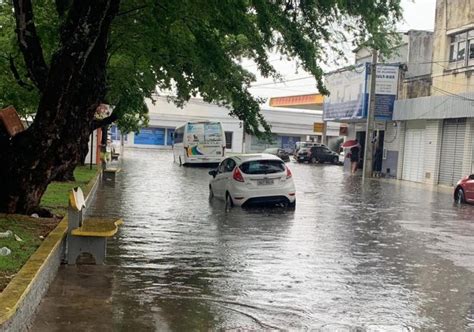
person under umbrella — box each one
[342,139,361,174]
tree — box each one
[0,0,402,214]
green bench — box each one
[66,187,123,265]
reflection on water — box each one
[77,149,474,330]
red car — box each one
[454,174,474,204]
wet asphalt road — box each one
[33,149,474,331]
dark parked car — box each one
[293,142,327,159]
[263,148,290,162]
[297,146,340,164]
[454,174,474,204]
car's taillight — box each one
[233,167,245,182]
[286,166,292,179]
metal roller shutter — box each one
[439,119,466,186]
[402,129,425,182]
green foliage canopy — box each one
[0,0,402,135]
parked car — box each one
[293,142,327,158]
[208,154,296,209]
[454,174,474,204]
[263,148,290,162]
[296,146,340,164]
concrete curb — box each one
[373,176,454,195]
[0,171,101,332]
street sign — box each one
[313,122,325,133]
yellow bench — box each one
[66,188,123,264]
[102,167,121,182]
[71,217,123,237]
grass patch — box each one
[40,166,98,216]
[0,165,98,292]
[0,215,57,291]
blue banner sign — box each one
[323,63,399,121]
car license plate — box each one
[257,179,274,185]
[299,157,304,160]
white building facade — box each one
[113,96,326,153]
[393,0,474,186]
[324,30,434,177]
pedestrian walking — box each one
[349,142,360,174]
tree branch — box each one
[9,55,34,91]
[92,112,119,130]
[116,4,148,17]
[13,0,49,91]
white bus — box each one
[173,121,226,166]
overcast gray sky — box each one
[248,0,437,99]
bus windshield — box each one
[186,122,223,145]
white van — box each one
[173,121,226,166]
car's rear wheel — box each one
[225,193,234,212]
[454,187,465,204]
[209,185,214,199]
[288,200,296,209]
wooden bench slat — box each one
[71,217,123,237]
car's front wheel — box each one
[332,156,339,164]
[209,185,214,199]
[454,187,465,204]
[288,200,296,209]
[310,156,317,164]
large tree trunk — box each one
[51,167,76,182]
[0,0,120,214]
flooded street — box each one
[33,149,474,331]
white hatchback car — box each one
[208,154,296,209]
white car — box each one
[208,154,296,209]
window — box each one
[449,30,474,66]
[167,129,174,146]
[225,131,233,149]
[174,126,184,144]
[218,159,227,173]
[218,159,235,173]
[457,40,466,61]
[240,160,285,175]
[224,159,236,172]
[449,42,457,62]
[469,30,474,60]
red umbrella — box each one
[341,139,359,149]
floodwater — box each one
[33,149,474,331]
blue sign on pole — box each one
[323,63,399,122]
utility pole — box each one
[362,50,377,180]
[321,121,327,145]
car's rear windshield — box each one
[239,160,285,175]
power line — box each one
[431,85,474,102]
[250,75,315,88]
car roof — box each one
[229,153,282,163]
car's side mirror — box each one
[469,174,474,180]
[209,169,217,178]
